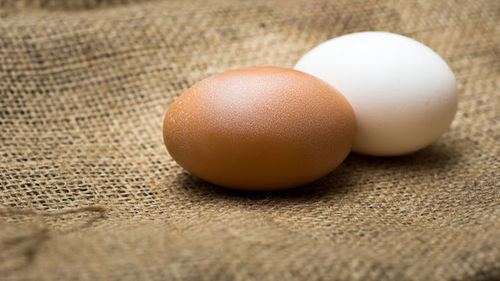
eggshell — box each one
[295,32,458,156]
[163,66,356,191]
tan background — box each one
[0,0,499,280]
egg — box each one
[163,66,356,191]
[295,32,458,156]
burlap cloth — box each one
[0,0,499,280]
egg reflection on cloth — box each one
[295,32,458,156]
[163,66,356,191]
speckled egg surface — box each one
[163,66,356,191]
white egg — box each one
[295,32,458,156]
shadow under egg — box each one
[169,140,462,205]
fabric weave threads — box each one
[1,0,499,280]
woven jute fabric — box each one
[0,0,499,280]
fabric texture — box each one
[0,0,499,280]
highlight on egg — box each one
[163,66,356,191]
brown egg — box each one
[163,66,356,191]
